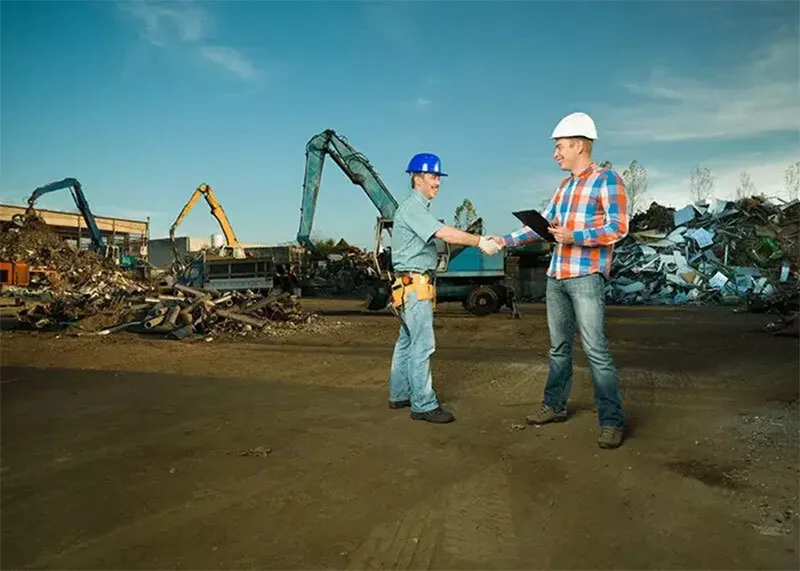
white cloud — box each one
[200,46,259,80]
[118,0,260,80]
[415,97,432,107]
[602,33,800,143]
[646,151,799,208]
[118,0,206,46]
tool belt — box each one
[390,272,436,310]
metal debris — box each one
[2,211,338,338]
[608,196,799,312]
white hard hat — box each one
[550,112,598,140]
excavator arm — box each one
[27,177,108,253]
[169,183,240,247]
[297,129,399,251]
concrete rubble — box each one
[1,213,331,338]
[607,196,799,315]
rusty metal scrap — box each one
[2,213,327,338]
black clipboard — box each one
[512,209,556,242]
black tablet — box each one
[512,209,556,242]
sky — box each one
[1,0,798,248]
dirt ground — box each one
[1,298,798,570]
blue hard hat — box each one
[405,153,448,176]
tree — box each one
[689,165,715,203]
[785,161,800,201]
[735,170,756,200]
[621,160,648,216]
[598,160,613,169]
[308,234,341,256]
[453,198,478,230]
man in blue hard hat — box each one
[388,152,502,423]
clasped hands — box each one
[478,236,505,255]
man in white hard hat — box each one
[488,112,628,449]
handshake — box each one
[477,235,506,256]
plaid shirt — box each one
[503,163,628,280]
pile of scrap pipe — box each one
[133,284,319,339]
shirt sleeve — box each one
[502,193,558,247]
[402,200,445,242]
[571,169,629,246]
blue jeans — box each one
[543,273,624,429]
[389,290,439,413]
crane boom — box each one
[27,177,107,252]
[169,183,240,246]
[297,129,398,251]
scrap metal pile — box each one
[304,247,379,296]
[0,213,149,295]
[101,285,325,340]
[607,196,799,311]
[1,214,329,338]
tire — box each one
[365,281,391,311]
[489,284,508,311]
[465,285,499,316]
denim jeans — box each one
[389,290,439,413]
[543,273,624,429]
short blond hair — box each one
[568,136,593,156]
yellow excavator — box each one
[169,183,245,272]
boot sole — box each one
[410,413,455,423]
[598,439,623,449]
[525,415,567,426]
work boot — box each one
[410,407,455,423]
[598,426,623,449]
[525,404,567,426]
[389,399,411,409]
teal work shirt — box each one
[391,190,445,273]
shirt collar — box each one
[571,162,599,180]
[411,189,432,208]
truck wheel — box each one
[489,285,507,312]
[466,285,499,316]
[365,281,390,311]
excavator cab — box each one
[104,243,121,262]
[217,244,246,259]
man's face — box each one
[415,172,441,200]
[553,138,579,171]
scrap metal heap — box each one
[304,246,378,297]
[608,196,799,313]
[0,212,142,293]
[1,213,330,338]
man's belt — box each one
[395,271,434,285]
